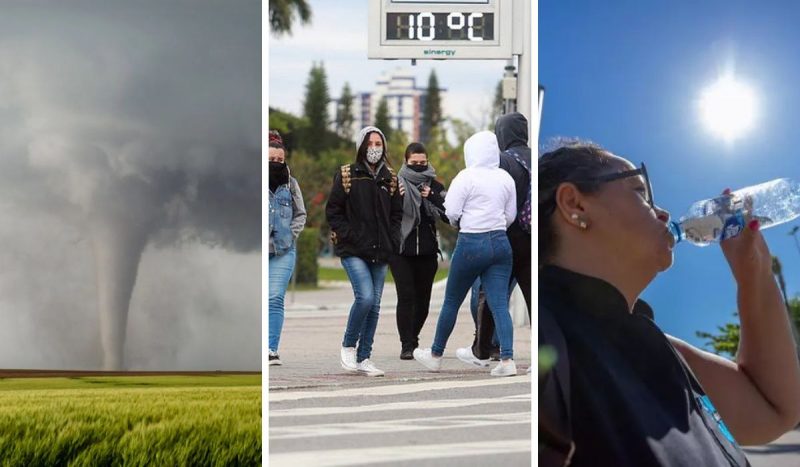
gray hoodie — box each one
[356,126,387,150]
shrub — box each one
[295,227,319,285]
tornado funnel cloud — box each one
[0,1,261,370]
[91,218,149,370]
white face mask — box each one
[366,147,383,164]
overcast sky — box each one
[268,0,513,133]
[0,0,260,370]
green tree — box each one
[386,130,408,170]
[374,97,392,141]
[421,70,442,144]
[449,117,477,148]
[489,80,504,130]
[696,317,742,358]
[335,82,355,142]
[269,0,312,37]
[302,62,331,157]
[268,107,307,156]
[288,147,351,230]
[696,255,800,357]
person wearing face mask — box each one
[389,142,449,360]
[325,126,403,377]
[268,130,306,366]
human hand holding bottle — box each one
[707,188,800,444]
[718,189,773,287]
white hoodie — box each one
[444,131,517,233]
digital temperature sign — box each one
[368,0,515,60]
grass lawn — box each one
[0,375,261,466]
[317,265,449,283]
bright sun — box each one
[698,75,758,142]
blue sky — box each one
[269,0,512,135]
[540,1,800,349]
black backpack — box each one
[504,147,531,233]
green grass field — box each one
[0,375,261,466]
[318,266,449,284]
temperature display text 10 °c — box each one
[385,12,495,41]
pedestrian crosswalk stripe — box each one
[269,374,531,402]
[269,439,531,467]
[269,393,529,418]
[270,411,530,440]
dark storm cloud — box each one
[0,0,261,369]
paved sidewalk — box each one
[282,279,446,315]
[270,280,531,391]
[744,428,800,466]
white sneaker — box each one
[356,359,385,377]
[341,347,357,372]
[490,359,517,377]
[268,351,282,366]
[456,347,490,368]
[413,348,442,372]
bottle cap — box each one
[668,221,683,245]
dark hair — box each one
[404,142,427,160]
[538,141,616,265]
[268,130,284,150]
[356,130,393,169]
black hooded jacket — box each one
[495,112,532,234]
[326,161,403,263]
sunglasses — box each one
[575,162,655,209]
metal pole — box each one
[537,85,545,148]
[503,60,516,114]
[515,0,532,143]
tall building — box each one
[330,68,446,143]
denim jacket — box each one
[269,177,306,256]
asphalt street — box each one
[269,377,531,467]
[744,429,800,466]
[268,278,532,466]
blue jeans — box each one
[268,247,296,352]
[470,277,516,347]
[432,231,514,359]
[341,256,388,362]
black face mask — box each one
[269,162,289,191]
[408,165,428,173]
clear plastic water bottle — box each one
[669,178,800,246]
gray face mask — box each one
[366,147,383,164]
